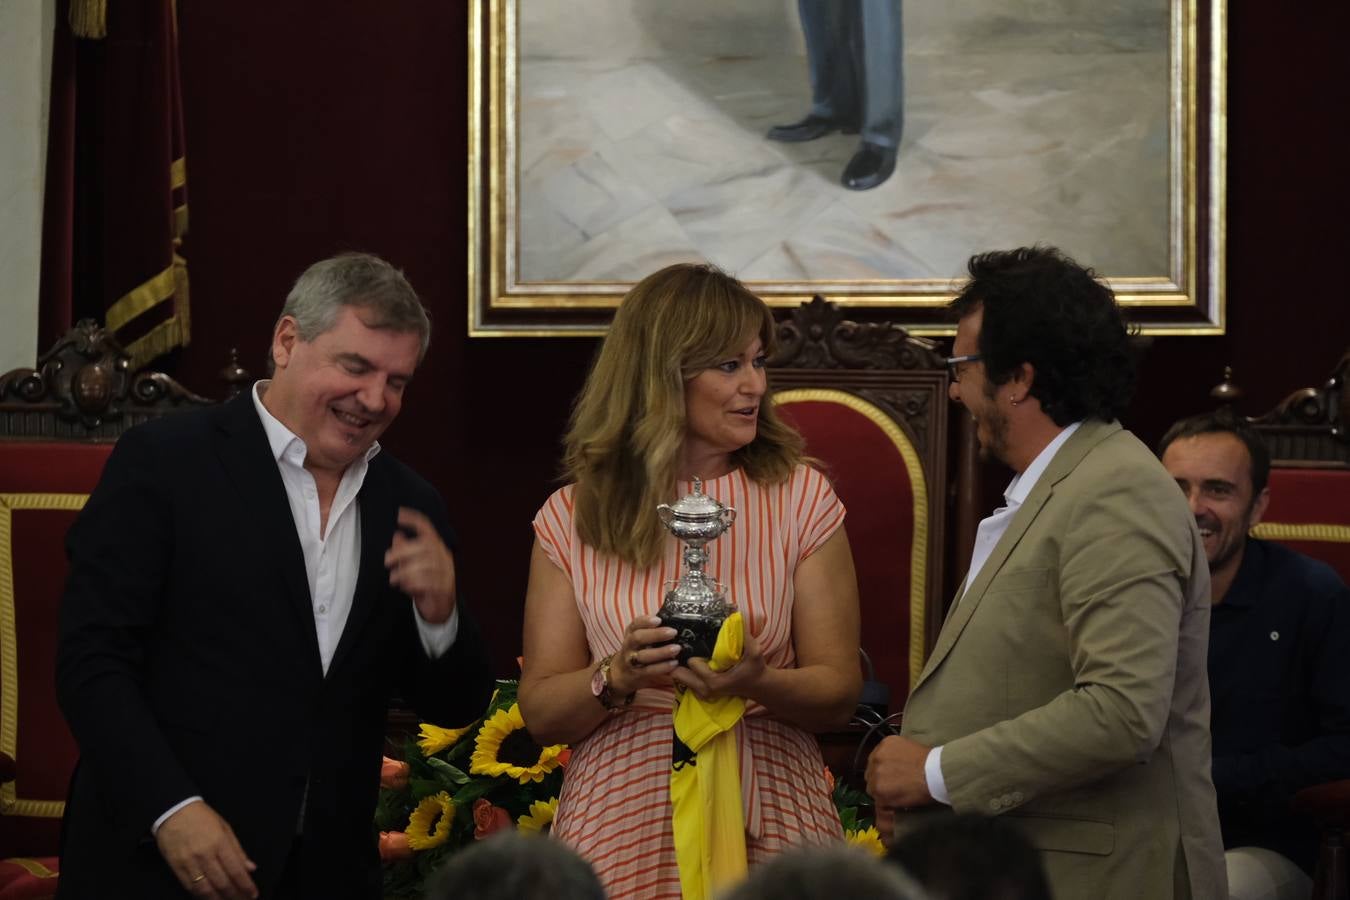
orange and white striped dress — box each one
[531,465,847,900]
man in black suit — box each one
[766,0,904,191]
[56,253,495,899]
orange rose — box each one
[472,798,512,839]
[380,756,410,790]
[557,748,572,769]
[823,766,836,794]
[378,831,414,861]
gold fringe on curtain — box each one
[68,0,107,39]
[117,252,191,371]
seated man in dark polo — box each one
[1160,410,1350,900]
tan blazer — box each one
[899,420,1227,900]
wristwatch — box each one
[590,655,634,711]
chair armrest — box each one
[1292,779,1350,828]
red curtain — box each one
[38,0,189,370]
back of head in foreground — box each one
[951,245,1135,427]
[716,845,929,900]
[423,832,606,900]
[888,813,1052,900]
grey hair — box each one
[268,252,430,372]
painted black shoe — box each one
[766,114,859,143]
[841,142,897,190]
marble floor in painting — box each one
[518,44,1170,286]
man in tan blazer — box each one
[866,247,1226,900]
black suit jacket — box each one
[55,394,494,898]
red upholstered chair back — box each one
[0,444,112,856]
[767,298,960,708]
[774,392,928,700]
[0,321,216,867]
[1254,469,1350,583]
[1243,348,1350,582]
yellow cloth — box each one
[670,612,748,900]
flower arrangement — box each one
[374,680,568,899]
[375,679,882,896]
[830,768,886,857]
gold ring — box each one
[191,873,207,884]
[627,651,641,669]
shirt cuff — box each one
[924,746,951,805]
[152,796,204,835]
[415,603,460,658]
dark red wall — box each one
[169,3,1347,674]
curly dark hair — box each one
[950,246,1135,426]
[1158,408,1271,497]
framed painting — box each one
[469,0,1225,336]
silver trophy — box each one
[657,477,737,665]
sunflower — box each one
[406,791,456,850]
[845,825,886,858]
[417,721,474,757]
[517,797,559,835]
[469,703,566,784]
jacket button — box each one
[1011,791,1024,803]
[989,798,1002,811]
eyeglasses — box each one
[944,354,982,383]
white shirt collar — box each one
[251,380,381,468]
[1004,420,1082,506]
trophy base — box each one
[658,611,725,667]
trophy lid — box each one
[667,477,726,518]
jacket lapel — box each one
[911,420,1122,694]
[214,394,324,676]
[328,457,394,678]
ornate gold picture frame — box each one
[469,0,1225,337]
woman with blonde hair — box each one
[519,263,861,898]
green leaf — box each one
[374,789,413,831]
[492,679,519,707]
[409,777,444,800]
[839,807,860,833]
[451,778,496,807]
[447,738,475,763]
[426,758,470,784]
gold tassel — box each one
[69,0,107,39]
[125,316,188,371]
[172,250,192,342]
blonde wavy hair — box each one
[563,263,805,568]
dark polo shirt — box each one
[1207,537,1350,872]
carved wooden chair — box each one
[1239,353,1350,580]
[0,321,214,896]
[767,297,975,778]
[1216,352,1350,900]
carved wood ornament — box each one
[0,319,212,440]
[1215,349,1349,468]
[768,295,950,461]
[769,295,946,372]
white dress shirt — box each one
[152,383,459,833]
[924,421,1082,804]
